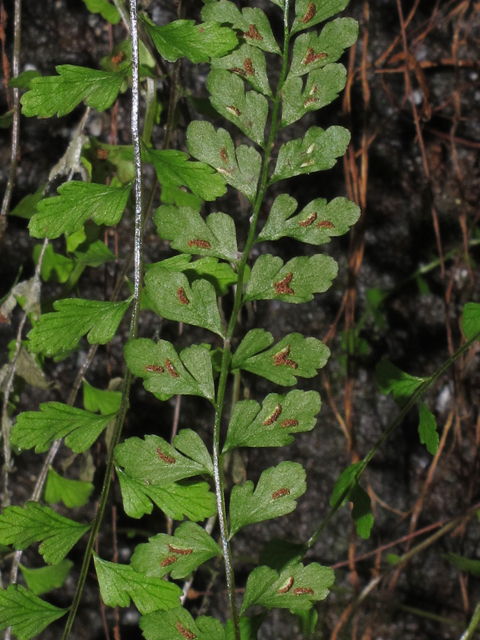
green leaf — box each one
[21,65,127,118]
[142,16,237,63]
[202,2,281,55]
[131,521,221,579]
[173,429,214,476]
[225,616,264,640]
[462,302,480,340]
[229,461,306,537]
[10,345,50,390]
[329,463,374,539]
[443,552,480,577]
[207,70,268,147]
[297,608,318,636]
[292,0,351,35]
[184,257,238,297]
[115,434,212,488]
[271,125,350,183]
[282,65,347,127]
[93,555,182,614]
[0,585,67,640]
[29,181,131,239]
[74,239,116,267]
[187,121,261,203]
[231,330,330,386]
[9,185,45,219]
[0,502,90,565]
[148,149,227,209]
[116,468,217,521]
[244,254,338,304]
[82,0,121,23]
[259,539,305,572]
[19,560,73,596]
[418,402,439,455]
[257,193,360,245]
[386,553,401,566]
[0,110,13,128]
[125,338,215,402]
[350,483,374,539]
[145,254,237,297]
[144,265,224,337]
[329,461,361,509]
[376,358,427,406]
[223,389,321,451]
[84,141,135,184]
[211,44,272,97]
[45,467,94,508]
[241,562,334,614]
[27,297,132,357]
[33,244,74,284]
[8,70,42,89]
[12,402,117,454]
[83,379,122,415]
[154,205,238,262]
[289,18,359,77]
[141,608,225,640]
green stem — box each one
[461,602,480,640]
[306,330,480,549]
[61,2,144,637]
[211,4,291,639]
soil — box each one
[1,1,480,639]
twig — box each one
[0,0,21,224]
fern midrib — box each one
[211,3,292,638]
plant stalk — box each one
[61,2,144,637]
[211,3,291,638]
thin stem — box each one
[1,0,22,221]
[461,602,480,640]
[61,2,144,638]
[306,329,480,549]
[211,4,291,638]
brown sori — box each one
[299,211,317,227]
[317,220,335,229]
[176,622,196,640]
[226,105,241,117]
[145,364,164,373]
[244,24,262,40]
[281,419,299,428]
[304,96,320,108]
[303,47,327,65]
[176,287,189,305]
[157,447,176,465]
[168,544,193,556]
[293,587,315,596]
[160,555,177,567]
[229,66,246,77]
[165,358,180,378]
[187,239,211,249]
[274,272,295,295]
[277,576,295,594]
[273,345,298,368]
[272,487,291,500]
[263,404,282,426]
[301,2,316,23]
[243,58,255,76]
